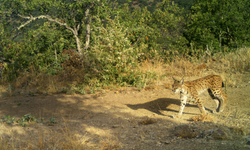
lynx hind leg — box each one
[208,89,219,113]
[208,88,226,113]
[194,96,207,115]
[219,91,227,112]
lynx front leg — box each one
[195,97,206,115]
[173,95,187,119]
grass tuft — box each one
[191,114,214,122]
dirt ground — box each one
[0,74,250,150]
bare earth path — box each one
[0,75,250,149]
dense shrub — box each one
[0,0,249,89]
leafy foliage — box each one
[1,115,16,124]
[117,1,188,59]
[17,114,38,127]
[89,16,144,87]
[185,0,250,51]
[47,117,57,126]
[150,1,188,54]
[0,0,249,91]
[1,114,39,127]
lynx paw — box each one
[216,108,224,113]
[211,110,216,114]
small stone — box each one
[164,140,171,144]
[174,125,200,138]
[245,136,250,145]
[156,141,162,146]
[112,125,120,128]
[204,128,230,140]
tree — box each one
[115,1,188,60]
[0,0,108,61]
[151,1,188,52]
[185,0,250,51]
[0,0,119,80]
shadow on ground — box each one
[126,98,200,117]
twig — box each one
[17,14,84,55]
[201,45,216,61]
[17,14,76,34]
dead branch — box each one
[201,45,216,61]
[17,14,76,34]
[17,14,83,55]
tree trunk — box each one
[84,8,91,50]
[75,34,83,55]
[84,23,90,50]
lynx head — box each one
[172,77,184,93]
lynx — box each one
[172,75,227,118]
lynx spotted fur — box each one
[172,75,227,118]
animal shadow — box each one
[126,98,200,117]
[127,97,215,117]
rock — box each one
[203,128,230,140]
[164,140,171,144]
[156,141,162,146]
[112,125,120,128]
[247,140,250,145]
[174,125,200,138]
[243,135,250,145]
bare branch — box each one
[17,14,75,34]
[76,23,81,31]
[201,45,216,61]
[17,14,84,55]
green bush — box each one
[89,16,145,87]
[0,0,249,91]
[185,0,250,52]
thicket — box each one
[0,0,249,92]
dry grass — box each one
[169,58,206,77]
[206,47,250,87]
[215,48,250,73]
[191,114,214,122]
[0,121,121,150]
[4,66,91,95]
[3,47,249,95]
[137,56,208,91]
[0,125,80,150]
[162,47,250,87]
[138,118,157,125]
[139,58,165,75]
[221,109,250,135]
[0,123,85,150]
[174,125,200,138]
